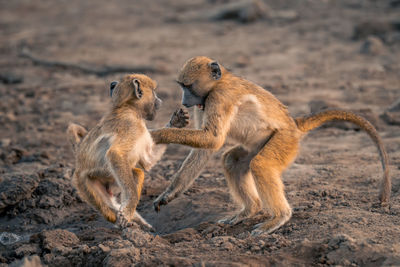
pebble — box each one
[360,36,385,55]
[0,232,22,245]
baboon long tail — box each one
[295,110,390,205]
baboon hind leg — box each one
[76,176,118,223]
[250,130,300,235]
[219,145,261,225]
[118,168,144,224]
[117,167,151,229]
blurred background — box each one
[0,0,399,164]
[0,0,400,266]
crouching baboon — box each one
[151,56,390,235]
[67,74,189,229]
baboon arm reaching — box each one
[143,109,190,170]
[151,128,221,149]
[151,101,234,150]
[153,148,214,211]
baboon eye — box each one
[110,81,118,97]
[110,81,117,90]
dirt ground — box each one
[0,0,400,266]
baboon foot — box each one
[251,212,291,236]
[218,210,254,225]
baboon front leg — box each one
[76,176,118,223]
[219,145,261,225]
[153,148,214,212]
[250,130,300,235]
[153,106,209,212]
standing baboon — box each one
[151,56,390,234]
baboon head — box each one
[176,56,225,110]
[110,74,161,121]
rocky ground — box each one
[0,0,400,266]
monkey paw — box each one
[169,108,189,128]
[251,214,291,236]
[250,228,264,236]
[251,222,272,236]
[218,211,252,225]
[153,194,169,212]
[116,210,135,229]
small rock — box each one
[381,99,400,126]
[270,10,299,23]
[327,234,356,249]
[103,248,140,267]
[0,173,41,213]
[352,20,393,40]
[98,244,111,253]
[209,0,271,23]
[39,229,80,251]
[236,232,250,239]
[360,36,385,55]
[0,72,23,85]
[163,228,200,244]
[311,201,321,208]
[380,111,400,125]
[388,98,400,112]
[202,224,221,235]
[0,146,28,164]
[122,228,153,247]
[15,243,41,258]
[0,232,22,245]
[309,100,339,114]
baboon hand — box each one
[153,193,170,212]
[116,210,134,229]
[169,108,189,128]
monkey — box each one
[67,74,189,229]
[150,56,391,235]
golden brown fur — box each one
[67,74,188,229]
[151,56,390,234]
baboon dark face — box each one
[177,81,207,109]
[176,56,223,110]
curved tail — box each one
[295,110,390,205]
[67,123,88,153]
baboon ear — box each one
[209,61,221,80]
[132,79,143,99]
